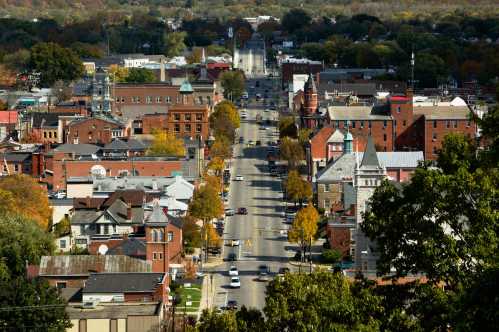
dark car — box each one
[256,140,262,146]
[278,267,290,275]
[239,136,244,143]
[227,300,238,310]
[237,207,248,215]
[259,264,270,273]
[227,253,237,261]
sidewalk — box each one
[197,274,216,318]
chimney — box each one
[127,202,132,220]
[160,58,165,82]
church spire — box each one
[360,136,380,168]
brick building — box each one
[281,59,323,88]
[113,83,187,112]
[65,116,128,145]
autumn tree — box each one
[280,137,304,169]
[206,223,222,248]
[210,136,232,161]
[182,215,202,249]
[124,68,156,83]
[288,205,319,263]
[278,116,297,138]
[164,31,187,58]
[0,175,52,230]
[52,80,73,103]
[108,64,129,82]
[206,157,224,177]
[146,130,185,157]
[188,185,224,261]
[285,170,312,206]
[220,71,245,101]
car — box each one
[229,266,239,276]
[278,267,290,275]
[241,92,249,99]
[256,93,262,99]
[230,239,240,247]
[54,190,66,199]
[230,277,241,288]
[248,140,255,146]
[270,105,277,110]
[257,272,270,282]
[227,253,237,261]
[258,264,269,273]
[235,175,244,181]
[259,126,266,130]
[227,300,238,310]
[255,140,262,146]
[237,207,248,215]
[239,137,244,143]
[225,208,235,216]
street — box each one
[209,79,293,310]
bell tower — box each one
[302,73,318,128]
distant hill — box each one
[1,0,499,23]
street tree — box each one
[206,157,224,177]
[288,205,319,263]
[278,116,297,138]
[204,174,222,193]
[146,130,185,157]
[182,215,202,249]
[210,136,232,161]
[212,101,240,129]
[220,71,245,101]
[197,309,238,332]
[0,175,52,231]
[285,170,312,206]
[124,68,156,83]
[164,31,187,57]
[280,137,304,169]
[29,42,84,86]
[52,80,73,103]
[206,223,222,248]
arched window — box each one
[152,229,158,242]
[158,230,164,242]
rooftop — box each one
[66,302,162,319]
[327,105,391,120]
[83,272,165,293]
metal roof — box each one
[83,272,164,293]
[53,144,101,155]
[327,105,391,120]
[39,255,152,276]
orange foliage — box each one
[0,175,52,230]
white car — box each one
[225,208,235,216]
[230,277,241,288]
[240,112,247,119]
[235,175,244,181]
[230,239,240,247]
[229,266,239,276]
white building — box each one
[233,34,267,77]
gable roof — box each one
[360,136,380,168]
[106,199,144,225]
[310,126,335,160]
[107,238,146,257]
[164,176,195,200]
[53,144,100,155]
[31,112,68,128]
[39,255,152,276]
[327,105,391,121]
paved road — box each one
[209,82,293,310]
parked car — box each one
[255,140,261,146]
[278,267,290,276]
[259,264,270,273]
[235,175,244,181]
[225,208,235,216]
[227,253,237,261]
[227,300,238,310]
[237,207,248,215]
[257,272,270,282]
[229,239,240,247]
[229,266,239,276]
[230,277,241,288]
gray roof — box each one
[2,152,31,162]
[102,138,147,151]
[53,144,100,155]
[119,105,168,121]
[316,151,424,183]
[327,105,391,120]
[94,176,177,193]
[71,210,102,225]
[360,137,380,168]
[39,255,152,276]
[107,238,146,257]
[414,105,472,120]
[66,302,161,319]
[83,273,164,293]
[106,199,144,225]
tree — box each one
[52,216,71,238]
[278,116,297,138]
[206,223,222,248]
[280,137,304,169]
[108,64,129,82]
[146,130,185,157]
[220,71,245,101]
[0,175,52,230]
[478,96,499,166]
[210,136,232,161]
[29,42,84,86]
[264,271,383,331]
[197,309,238,332]
[204,174,222,193]
[298,128,312,145]
[321,249,342,264]
[288,205,319,263]
[285,170,312,206]
[282,9,312,34]
[52,80,73,103]
[2,49,31,71]
[437,133,477,173]
[182,215,202,249]
[124,67,156,83]
[164,31,187,57]
[212,101,240,129]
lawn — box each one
[174,283,202,312]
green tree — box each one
[124,67,156,83]
[280,137,304,169]
[288,205,319,262]
[146,130,185,157]
[210,100,240,141]
[321,249,342,264]
[220,71,245,101]
[164,31,187,58]
[2,49,31,71]
[282,8,311,34]
[235,306,265,332]
[437,133,477,173]
[52,80,73,103]
[278,116,297,138]
[264,271,383,331]
[478,95,499,166]
[197,309,238,332]
[29,42,84,86]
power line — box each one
[0,304,66,312]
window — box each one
[360,121,364,128]
[397,106,401,113]
[196,114,202,121]
[344,120,348,128]
[158,230,164,242]
[453,120,458,128]
[153,252,157,260]
[54,132,57,138]
[383,120,387,128]
[433,133,437,141]
[156,96,162,103]
[403,120,407,126]
[383,134,387,142]
[168,231,173,242]
[165,96,172,104]
[75,238,87,245]
[49,132,52,138]
[185,114,191,121]
[446,121,450,128]
[60,239,67,249]
[336,120,339,128]
[394,120,397,127]
[352,121,356,128]
[174,113,180,121]
[175,124,180,132]
[185,124,191,132]
[121,97,125,103]
[324,199,331,208]
[43,132,47,138]
[198,96,203,104]
[116,97,120,103]
[433,120,437,128]
[56,282,67,289]
[196,124,202,133]
[158,253,163,260]
[103,225,110,235]
[368,120,372,129]
[466,120,471,127]
[14,164,19,172]
[324,184,330,192]
[146,96,152,104]
[176,95,181,103]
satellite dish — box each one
[90,165,106,178]
[98,244,108,255]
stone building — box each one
[233,34,266,77]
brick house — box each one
[0,152,32,176]
[306,127,344,178]
[66,116,128,145]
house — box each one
[101,138,147,158]
[0,152,32,176]
[306,127,344,178]
[65,116,128,145]
[0,110,18,141]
